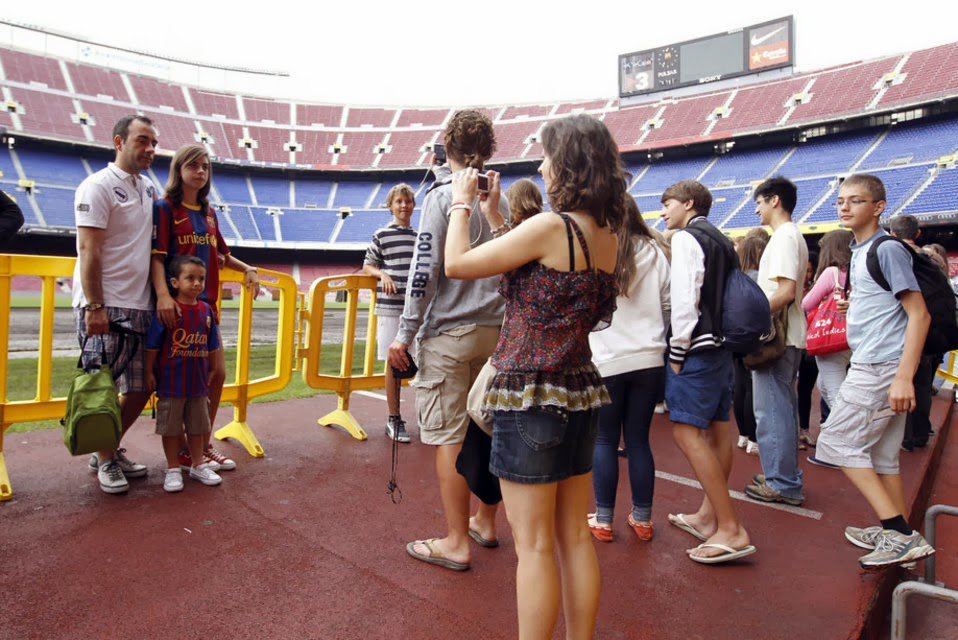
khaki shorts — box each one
[411,324,500,446]
[816,360,906,474]
[155,396,211,437]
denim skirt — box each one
[490,407,599,484]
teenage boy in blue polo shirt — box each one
[816,174,934,569]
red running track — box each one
[1,388,955,639]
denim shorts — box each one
[665,348,733,430]
[490,407,599,484]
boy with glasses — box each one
[817,174,934,569]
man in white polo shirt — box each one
[73,115,159,494]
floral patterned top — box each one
[483,213,617,412]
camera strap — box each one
[386,372,403,504]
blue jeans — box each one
[592,367,664,516]
[751,346,804,499]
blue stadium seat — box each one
[279,208,339,243]
[213,173,252,204]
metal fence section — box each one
[0,254,298,500]
[301,274,383,441]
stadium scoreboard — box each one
[619,16,794,98]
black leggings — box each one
[797,352,818,431]
[732,356,756,441]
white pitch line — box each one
[655,470,823,520]
[355,390,388,401]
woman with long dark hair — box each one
[445,114,623,639]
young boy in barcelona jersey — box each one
[146,256,224,492]
[815,174,935,569]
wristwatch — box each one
[85,303,105,312]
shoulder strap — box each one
[557,213,576,270]
[865,235,899,292]
[561,213,593,271]
[684,219,736,273]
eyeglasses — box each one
[834,197,875,208]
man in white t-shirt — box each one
[744,176,809,506]
[73,115,159,494]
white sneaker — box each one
[737,435,748,449]
[97,460,129,494]
[189,463,222,486]
[163,468,184,493]
[654,402,667,414]
[746,441,759,455]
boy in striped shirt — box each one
[363,183,418,442]
[146,256,224,492]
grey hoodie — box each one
[396,169,510,345]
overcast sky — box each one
[4,1,957,107]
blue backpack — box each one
[687,223,772,354]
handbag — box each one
[743,307,788,370]
[61,338,122,455]
[805,270,849,357]
[466,358,497,437]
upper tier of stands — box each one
[5,112,957,248]
[2,41,958,170]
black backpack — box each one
[686,223,772,355]
[865,236,958,355]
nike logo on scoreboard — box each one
[750,26,786,46]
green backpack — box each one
[61,338,122,456]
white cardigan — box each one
[589,236,671,377]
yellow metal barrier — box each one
[301,274,383,441]
[0,254,298,500]
[0,254,74,500]
[937,352,958,385]
[213,266,299,457]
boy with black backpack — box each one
[816,174,935,570]
[661,180,755,565]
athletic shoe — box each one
[189,463,222,486]
[163,468,184,493]
[113,448,148,478]
[627,514,654,541]
[845,525,882,550]
[654,402,667,414]
[97,460,129,494]
[737,435,748,449]
[745,441,759,455]
[89,449,148,479]
[587,513,613,542]
[799,429,816,447]
[858,530,935,570]
[178,449,220,472]
[807,455,839,469]
[386,417,411,443]
[744,481,804,506]
[204,446,236,471]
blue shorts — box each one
[665,348,733,429]
[490,408,598,484]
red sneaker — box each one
[204,446,236,471]
[178,449,220,472]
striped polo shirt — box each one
[364,223,417,317]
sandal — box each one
[405,538,470,571]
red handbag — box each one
[806,270,849,357]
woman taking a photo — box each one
[445,114,623,640]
